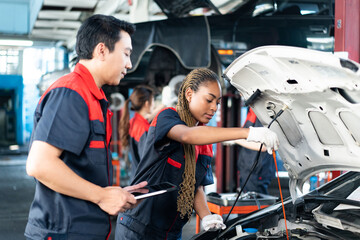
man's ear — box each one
[93,42,107,60]
[185,87,193,103]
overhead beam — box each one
[29,0,43,31]
[43,0,98,9]
[34,20,82,29]
[31,29,76,39]
[37,10,81,20]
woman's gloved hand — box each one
[201,214,226,231]
[247,127,279,154]
[221,140,236,146]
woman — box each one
[116,68,279,239]
[119,85,155,179]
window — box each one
[0,49,21,75]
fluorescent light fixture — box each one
[0,39,33,47]
[306,37,334,44]
[9,145,20,150]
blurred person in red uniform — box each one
[115,68,279,240]
[119,85,156,180]
[235,108,276,194]
[25,14,146,240]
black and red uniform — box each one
[128,112,150,179]
[25,63,113,240]
[116,107,214,240]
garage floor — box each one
[0,154,197,240]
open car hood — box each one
[224,46,360,199]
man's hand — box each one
[97,181,148,215]
[247,127,279,154]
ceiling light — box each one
[0,40,34,47]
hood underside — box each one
[224,46,360,198]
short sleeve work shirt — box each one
[25,63,113,240]
[117,108,214,239]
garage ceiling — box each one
[0,0,164,48]
[0,0,236,49]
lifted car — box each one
[115,0,334,93]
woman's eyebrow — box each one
[208,93,222,100]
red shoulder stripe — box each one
[243,108,257,126]
[150,107,176,127]
[129,114,150,142]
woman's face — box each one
[187,80,222,124]
[149,96,155,114]
[142,96,155,115]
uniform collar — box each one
[74,63,108,101]
[134,112,149,124]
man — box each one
[223,107,276,194]
[235,108,275,194]
[25,14,146,240]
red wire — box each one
[272,151,289,240]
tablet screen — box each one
[129,182,177,200]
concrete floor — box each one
[0,154,197,240]
[0,154,34,240]
[0,153,287,240]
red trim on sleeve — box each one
[167,157,182,168]
[89,140,105,148]
[196,144,213,157]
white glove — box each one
[222,140,236,146]
[201,214,226,231]
[247,127,279,154]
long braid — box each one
[175,68,219,219]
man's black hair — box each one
[75,14,135,60]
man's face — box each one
[103,30,132,86]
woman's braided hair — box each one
[175,68,220,219]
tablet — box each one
[129,182,177,200]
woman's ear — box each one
[185,88,193,103]
[144,100,150,110]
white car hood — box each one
[224,46,360,199]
